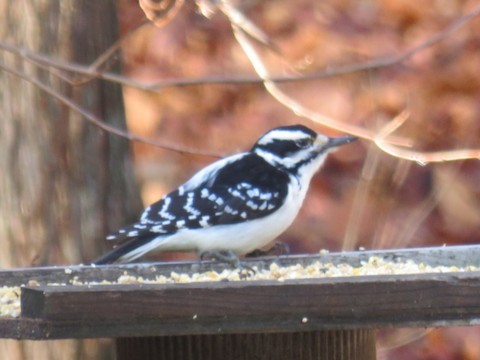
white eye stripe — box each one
[257,130,314,145]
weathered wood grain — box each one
[1,245,479,340]
[16,271,480,339]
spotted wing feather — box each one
[106,153,290,243]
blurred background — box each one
[117,0,480,358]
[118,0,480,258]
[1,0,479,359]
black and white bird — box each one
[93,125,357,265]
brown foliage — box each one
[117,1,480,358]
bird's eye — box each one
[295,138,313,148]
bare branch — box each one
[226,15,411,146]
[0,60,222,158]
[0,4,479,91]
[68,20,151,86]
[223,4,480,163]
[216,1,281,54]
[374,113,480,163]
[1,3,479,162]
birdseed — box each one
[0,255,478,318]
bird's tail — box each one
[92,234,156,265]
[92,246,128,265]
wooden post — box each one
[116,330,376,360]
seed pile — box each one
[0,286,21,318]
[1,255,478,318]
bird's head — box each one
[252,124,357,181]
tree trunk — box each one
[0,1,142,359]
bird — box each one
[93,124,357,266]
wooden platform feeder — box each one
[1,245,480,359]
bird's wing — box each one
[106,153,291,242]
[106,183,286,241]
[105,154,247,242]
[180,152,248,191]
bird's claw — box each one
[246,241,291,258]
[200,250,256,277]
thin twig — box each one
[228,20,412,146]
[1,3,479,162]
[0,4,479,91]
[71,20,151,86]
[374,113,480,163]
[227,6,480,163]
[0,60,222,158]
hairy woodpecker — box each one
[94,125,357,265]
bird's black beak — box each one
[324,135,358,150]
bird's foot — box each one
[200,249,240,266]
[246,241,291,258]
[200,250,255,277]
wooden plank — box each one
[0,244,479,286]
[19,272,480,335]
[1,245,480,339]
